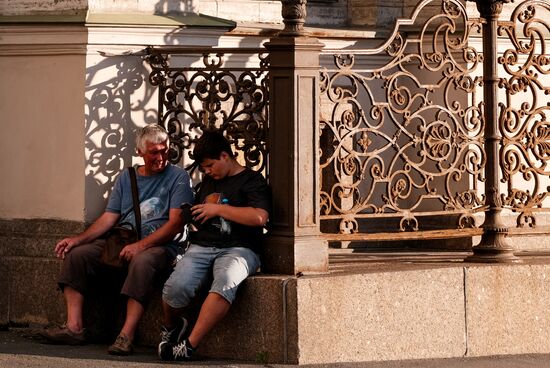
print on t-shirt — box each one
[202,192,232,236]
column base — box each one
[465,232,522,263]
[261,234,328,275]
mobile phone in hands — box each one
[180,202,193,224]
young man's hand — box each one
[192,203,268,227]
[191,203,220,223]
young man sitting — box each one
[159,130,270,361]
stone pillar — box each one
[465,0,520,263]
[262,0,328,275]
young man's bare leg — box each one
[162,300,185,329]
[187,292,230,348]
[159,292,230,361]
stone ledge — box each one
[465,264,550,356]
[2,218,550,364]
[3,257,550,364]
[0,218,85,237]
[122,261,550,364]
[294,267,467,364]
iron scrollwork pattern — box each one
[319,0,485,236]
[145,47,269,174]
[498,0,550,228]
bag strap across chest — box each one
[128,166,142,240]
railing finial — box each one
[280,0,307,36]
[469,0,513,19]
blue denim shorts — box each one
[162,244,260,308]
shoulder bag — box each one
[101,167,142,268]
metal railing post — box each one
[466,0,521,263]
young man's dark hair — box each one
[192,130,234,164]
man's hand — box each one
[55,238,81,259]
[119,243,144,262]
[53,212,121,260]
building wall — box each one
[199,0,349,27]
[0,21,236,223]
[0,0,197,15]
[0,0,87,15]
[0,0,547,230]
[200,0,282,24]
[0,27,87,221]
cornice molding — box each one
[0,25,87,56]
[0,24,232,56]
[0,12,234,28]
[0,44,88,56]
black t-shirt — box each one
[189,168,271,250]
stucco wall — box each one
[82,47,158,222]
[0,0,87,15]
[0,51,86,221]
[0,0,198,15]
[81,26,233,222]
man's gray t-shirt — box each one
[106,164,194,240]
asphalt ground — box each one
[1,328,550,368]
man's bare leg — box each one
[107,298,144,355]
[64,286,84,333]
[119,298,144,341]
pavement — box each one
[1,328,550,368]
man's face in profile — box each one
[139,140,169,175]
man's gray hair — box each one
[136,125,170,152]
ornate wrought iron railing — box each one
[145,47,269,175]
[319,0,485,242]
[318,0,550,253]
[143,0,550,261]
[498,0,550,229]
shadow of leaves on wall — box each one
[84,55,157,222]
